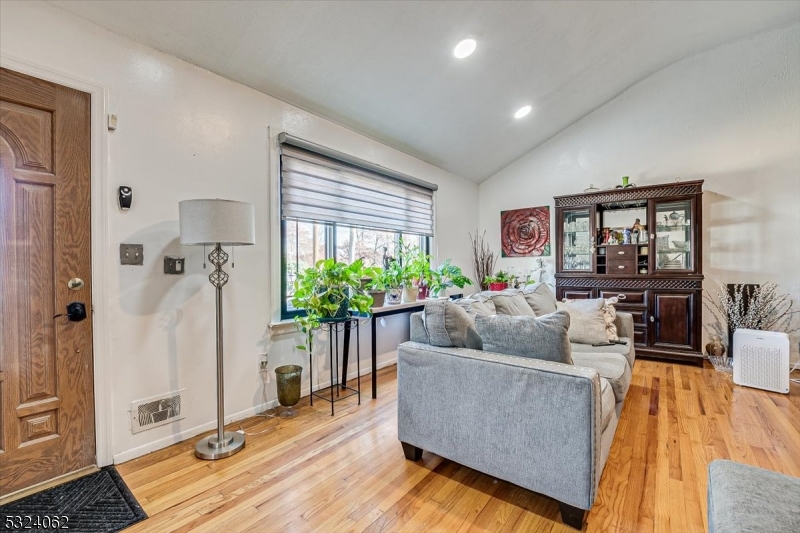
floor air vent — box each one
[131,390,185,433]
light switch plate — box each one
[120,243,144,265]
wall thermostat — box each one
[118,186,132,210]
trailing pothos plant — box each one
[292,258,375,355]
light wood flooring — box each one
[117,360,800,532]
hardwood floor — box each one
[117,360,800,532]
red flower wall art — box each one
[501,206,550,257]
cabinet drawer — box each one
[607,245,637,258]
[562,290,593,300]
[607,259,637,273]
[599,289,647,305]
[633,327,648,347]
[617,306,646,325]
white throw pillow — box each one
[556,298,609,345]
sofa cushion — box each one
[475,311,572,364]
[600,378,615,432]
[491,293,536,317]
[571,352,631,402]
[708,460,800,533]
[557,299,609,345]
[423,300,483,350]
[603,298,619,342]
[571,337,634,370]
[453,297,495,316]
[523,283,558,316]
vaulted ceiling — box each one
[50,1,800,182]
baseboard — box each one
[113,355,398,464]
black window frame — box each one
[280,220,431,320]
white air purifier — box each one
[732,329,790,394]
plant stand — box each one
[309,318,361,416]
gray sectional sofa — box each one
[396,286,635,530]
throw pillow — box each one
[423,300,483,350]
[490,292,536,317]
[475,311,572,364]
[604,297,619,341]
[522,283,558,316]
[556,298,609,345]
[454,297,496,316]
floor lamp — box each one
[179,199,255,460]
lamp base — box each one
[194,431,245,460]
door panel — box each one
[652,291,694,350]
[0,68,94,496]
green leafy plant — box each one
[483,270,510,285]
[427,260,473,296]
[292,258,374,354]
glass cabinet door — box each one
[562,208,593,271]
[652,199,694,272]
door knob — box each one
[67,278,85,290]
[650,315,655,323]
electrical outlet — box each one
[258,353,268,372]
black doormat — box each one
[0,466,147,532]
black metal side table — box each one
[309,317,361,416]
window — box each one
[278,134,437,320]
[281,221,429,318]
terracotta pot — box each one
[369,290,386,308]
[489,282,508,291]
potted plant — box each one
[292,258,374,355]
[381,260,405,305]
[428,260,473,298]
[484,270,510,291]
[364,266,387,307]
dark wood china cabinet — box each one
[554,180,704,365]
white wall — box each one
[479,24,800,361]
[0,1,479,462]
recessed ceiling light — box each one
[453,37,477,59]
[514,105,532,119]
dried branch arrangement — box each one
[469,230,497,291]
[705,282,797,333]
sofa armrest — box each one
[397,341,603,510]
[615,311,635,340]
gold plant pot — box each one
[275,365,303,418]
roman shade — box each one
[279,133,436,236]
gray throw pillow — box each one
[490,293,536,317]
[423,300,483,350]
[557,298,609,345]
[522,283,558,316]
[453,297,496,316]
[475,311,572,364]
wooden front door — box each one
[0,68,95,497]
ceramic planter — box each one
[488,282,508,291]
[386,288,402,305]
[402,286,418,303]
[418,286,430,300]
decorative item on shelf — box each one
[615,176,636,189]
[179,198,255,460]
[470,230,498,291]
[500,206,550,257]
[274,365,302,418]
[623,228,632,245]
[602,228,611,244]
[583,184,599,193]
[668,211,685,227]
[705,283,795,357]
[706,334,727,357]
[672,240,690,251]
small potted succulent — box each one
[428,260,472,298]
[484,270,510,291]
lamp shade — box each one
[179,199,255,246]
